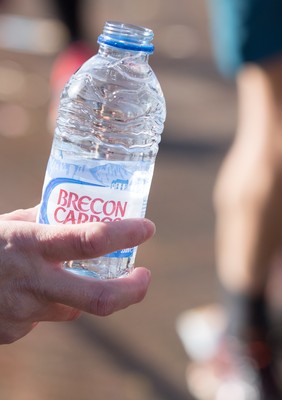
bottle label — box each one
[38,154,154,258]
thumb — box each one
[42,266,152,316]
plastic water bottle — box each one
[38,21,166,279]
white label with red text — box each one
[38,155,154,258]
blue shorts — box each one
[207,0,282,78]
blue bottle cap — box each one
[98,21,154,54]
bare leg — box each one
[213,58,282,296]
[180,58,282,400]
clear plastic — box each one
[38,21,166,279]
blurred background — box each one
[0,0,237,399]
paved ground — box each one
[0,1,237,399]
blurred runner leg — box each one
[178,1,282,398]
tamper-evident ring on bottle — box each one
[98,21,154,54]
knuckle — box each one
[89,288,115,317]
[77,229,108,258]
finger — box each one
[0,207,38,222]
[42,266,151,316]
[36,218,155,262]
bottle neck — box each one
[98,43,149,62]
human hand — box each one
[0,207,155,344]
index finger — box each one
[36,218,155,262]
